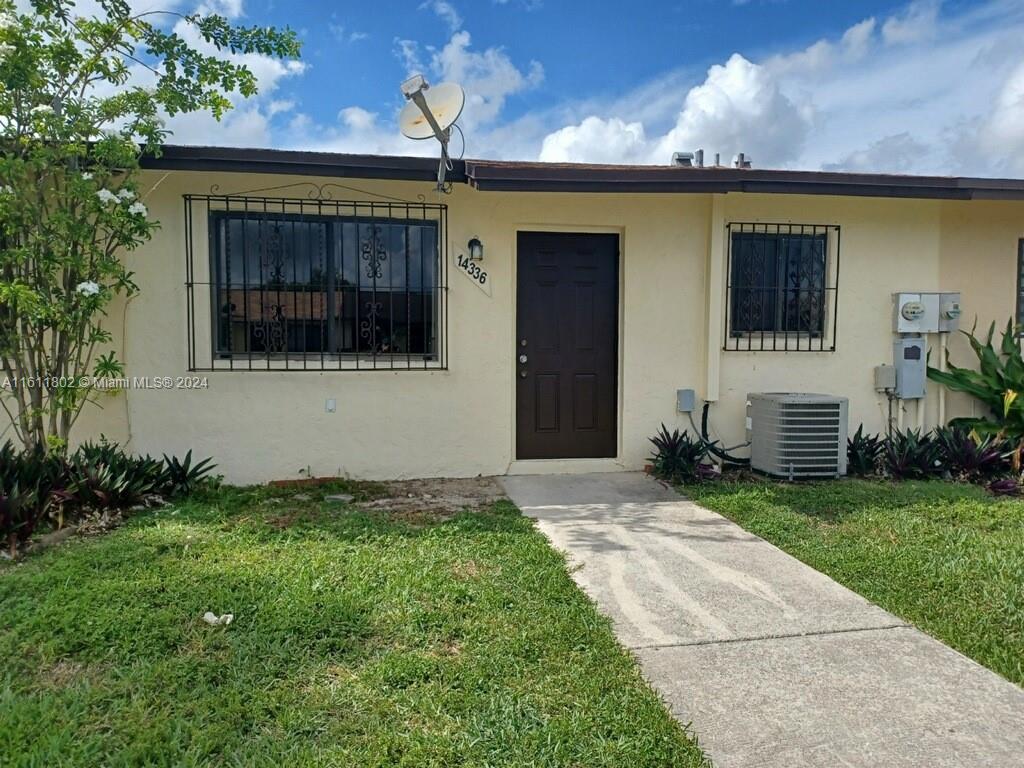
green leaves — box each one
[927,319,1024,437]
[0,0,299,450]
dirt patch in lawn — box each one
[355,476,506,517]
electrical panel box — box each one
[894,292,925,333]
[676,388,696,413]
[939,292,962,332]
[893,292,941,333]
[894,291,961,333]
[893,338,927,399]
[874,364,896,392]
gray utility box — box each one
[746,393,849,480]
[893,337,927,399]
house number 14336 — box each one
[457,254,488,286]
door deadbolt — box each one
[519,354,528,364]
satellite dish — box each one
[399,82,465,140]
[399,75,465,192]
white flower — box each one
[0,44,14,58]
[81,172,93,181]
[76,281,100,297]
[29,104,53,116]
[117,188,135,201]
[96,188,118,204]
[0,186,11,195]
[128,201,148,217]
[0,12,17,30]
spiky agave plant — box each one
[883,429,944,480]
[648,425,714,484]
[847,425,884,477]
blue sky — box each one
[158,0,1024,177]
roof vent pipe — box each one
[671,151,694,167]
[695,149,704,168]
[714,152,721,166]
[734,152,752,169]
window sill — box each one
[198,356,446,372]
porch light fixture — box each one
[467,237,484,261]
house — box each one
[80,145,1024,483]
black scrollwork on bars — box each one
[253,303,287,353]
[360,226,387,280]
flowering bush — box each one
[0,0,298,451]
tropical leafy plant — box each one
[0,441,74,555]
[987,477,1022,496]
[70,441,165,508]
[933,425,1011,482]
[648,425,715,484]
[0,439,215,556]
[883,428,943,480]
[927,319,1024,438]
[847,425,884,477]
[162,450,217,497]
[0,1,299,452]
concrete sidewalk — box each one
[500,472,1024,768]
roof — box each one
[141,145,1024,201]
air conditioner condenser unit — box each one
[746,393,849,480]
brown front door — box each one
[516,232,618,459]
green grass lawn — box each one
[0,483,706,768]
[686,478,1024,686]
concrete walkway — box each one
[500,472,1024,768]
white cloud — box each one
[155,3,305,145]
[394,38,424,76]
[881,0,940,45]
[841,17,877,59]
[422,0,463,32]
[96,0,1024,180]
[281,24,544,157]
[823,132,931,173]
[431,30,543,130]
[328,24,367,44]
[536,53,810,167]
[652,53,810,165]
[959,60,1024,176]
[539,117,648,164]
[526,0,1024,175]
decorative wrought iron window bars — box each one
[724,222,840,352]
[184,186,448,371]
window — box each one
[725,223,840,352]
[184,194,447,371]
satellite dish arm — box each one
[410,91,450,148]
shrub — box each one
[847,425,884,477]
[883,428,943,480]
[0,443,75,557]
[0,441,215,557]
[649,425,715,484]
[988,477,1022,496]
[71,442,167,509]
[162,450,217,497]
[933,426,1011,482]
[927,319,1024,438]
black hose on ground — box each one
[700,402,750,466]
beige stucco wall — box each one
[66,169,1024,483]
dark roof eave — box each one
[141,145,467,184]
[140,145,1024,201]
[464,161,1024,200]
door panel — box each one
[516,232,618,459]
